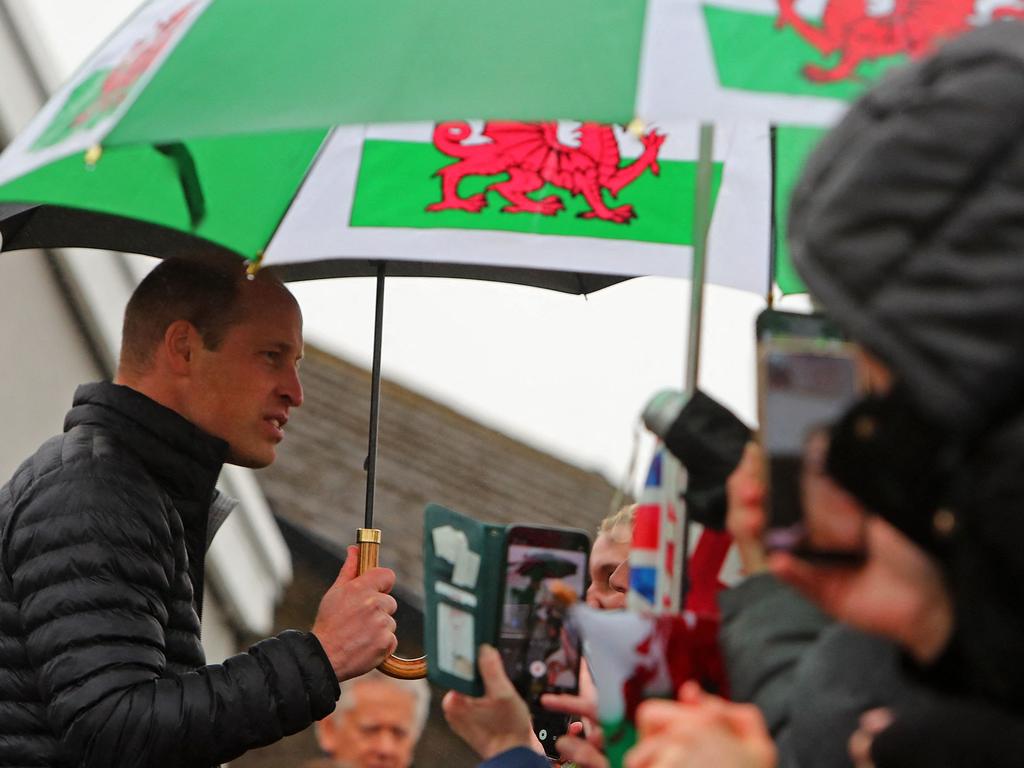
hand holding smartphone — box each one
[499,524,590,757]
[756,309,866,565]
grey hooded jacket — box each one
[789,20,1024,765]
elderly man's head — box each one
[316,670,431,768]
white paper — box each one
[437,602,476,681]
[436,579,478,608]
[452,547,481,589]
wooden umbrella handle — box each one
[356,528,428,679]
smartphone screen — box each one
[499,525,589,756]
[757,310,863,561]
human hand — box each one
[626,682,775,768]
[771,507,952,663]
[555,730,609,768]
[799,431,871,554]
[541,659,599,731]
[543,661,605,765]
[848,707,893,768]
[443,644,536,760]
[311,545,398,681]
[726,442,769,574]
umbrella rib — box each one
[258,126,336,263]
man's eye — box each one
[262,351,280,363]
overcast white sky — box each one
[15,0,776,488]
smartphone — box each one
[498,524,590,757]
[756,309,865,564]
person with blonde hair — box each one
[585,504,635,610]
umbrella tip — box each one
[84,144,103,167]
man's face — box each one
[319,681,419,768]
[586,529,631,610]
[186,277,304,468]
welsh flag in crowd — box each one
[573,607,728,768]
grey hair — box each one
[334,670,431,737]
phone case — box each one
[423,503,506,696]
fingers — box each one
[359,566,397,594]
[625,736,687,768]
[377,592,398,616]
[442,690,466,720]
[541,692,598,721]
[768,551,828,599]
[384,631,399,658]
[556,735,609,768]
[860,707,894,735]
[850,706,892,765]
[478,644,517,698]
[677,680,703,705]
[726,442,767,547]
[725,702,770,739]
[335,545,360,584]
[635,699,691,738]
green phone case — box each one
[423,503,506,696]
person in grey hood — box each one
[0,258,399,767]
[779,18,1024,765]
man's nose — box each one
[370,730,400,756]
[609,562,630,594]
[279,365,304,407]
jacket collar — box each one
[64,381,228,504]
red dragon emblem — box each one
[426,121,666,224]
[74,4,195,128]
[777,0,1024,83]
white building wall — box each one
[0,2,104,480]
[0,251,103,481]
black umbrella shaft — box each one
[365,264,386,529]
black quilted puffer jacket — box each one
[0,382,339,767]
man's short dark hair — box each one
[120,258,245,373]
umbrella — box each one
[514,553,580,581]
[0,0,777,677]
[0,0,779,285]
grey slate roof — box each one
[257,345,621,605]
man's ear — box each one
[163,319,198,375]
[315,715,339,754]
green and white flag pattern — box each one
[0,0,208,186]
[641,0,1024,126]
[0,0,792,295]
[265,121,772,292]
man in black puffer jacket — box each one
[0,258,399,767]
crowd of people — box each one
[438,21,1024,768]
[3,18,1024,768]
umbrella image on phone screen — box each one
[499,547,586,704]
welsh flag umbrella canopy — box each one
[0,0,779,297]
[4,1,1021,290]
